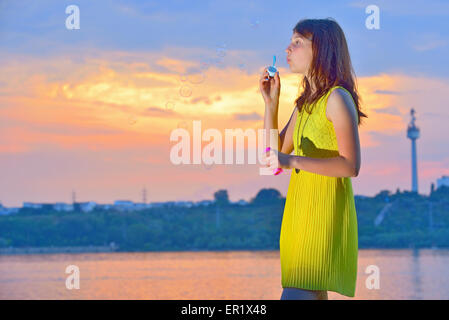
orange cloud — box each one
[0,52,447,205]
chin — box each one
[289,66,305,75]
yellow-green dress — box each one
[279,85,358,297]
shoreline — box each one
[0,245,118,255]
[0,245,446,255]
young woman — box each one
[260,18,368,300]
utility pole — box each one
[142,186,147,204]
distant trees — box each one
[213,189,230,206]
[1,186,448,251]
[250,188,283,205]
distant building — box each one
[406,108,420,193]
[78,201,97,213]
[53,202,74,212]
[134,203,151,210]
[437,176,449,189]
[0,202,6,215]
[148,202,167,208]
[175,201,194,208]
[23,202,43,209]
[113,200,135,211]
[195,200,214,207]
[0,203,20,215]
[96,204,113,210]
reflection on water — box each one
[0,249,448,300]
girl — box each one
[260,18,368,300]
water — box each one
[0,249,448,300]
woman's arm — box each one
[291,88,361,177]
[264,103,281,152]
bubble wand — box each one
[267,55,277,77]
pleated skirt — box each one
[279,169,358,297]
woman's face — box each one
[285,32,313,76]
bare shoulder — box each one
[292,105,299,117]
[325,87,357,123]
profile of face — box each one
[285,32,313,76]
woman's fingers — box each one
[261,153,271,167]
[262,151,277,167]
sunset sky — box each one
[1,0,448,207]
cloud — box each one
[413,39,448,51]
[374,90,402,95]
[422,112,449,118]
[372,106,402,115]
[1,45,449,205]
[144,106,178,118]
[190,96,214,105]
[412,34,448,51]
[232,112,262,121]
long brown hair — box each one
[292,18,367,126]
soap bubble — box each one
[212,57,224,67]
[187,72,205,84]
[216,43,227,57]
[128,115,137,125]
[250,19,260,28]
[177,120,190,131]
[203,161,214,170]
[165,101,175,110]
[199,61,210,70]
[238,63,247,71]
[179,85,192,97]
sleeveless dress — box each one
[279,85,359,297]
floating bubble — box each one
[250,19,260,28]
[199,61,210,70]
[177,120,190,131]
[211,57,225,67]
[216,43,227,57]
[216,49,226,57]
[165,100,175,110]
[238,63,247,71]
[128,115,137,125]
[203,161,214,170]
[187,72,205,84]
[179,85,192,97]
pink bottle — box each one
[265,147,283,175]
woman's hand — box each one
[259,67,280,108]
[262,148,295,171]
